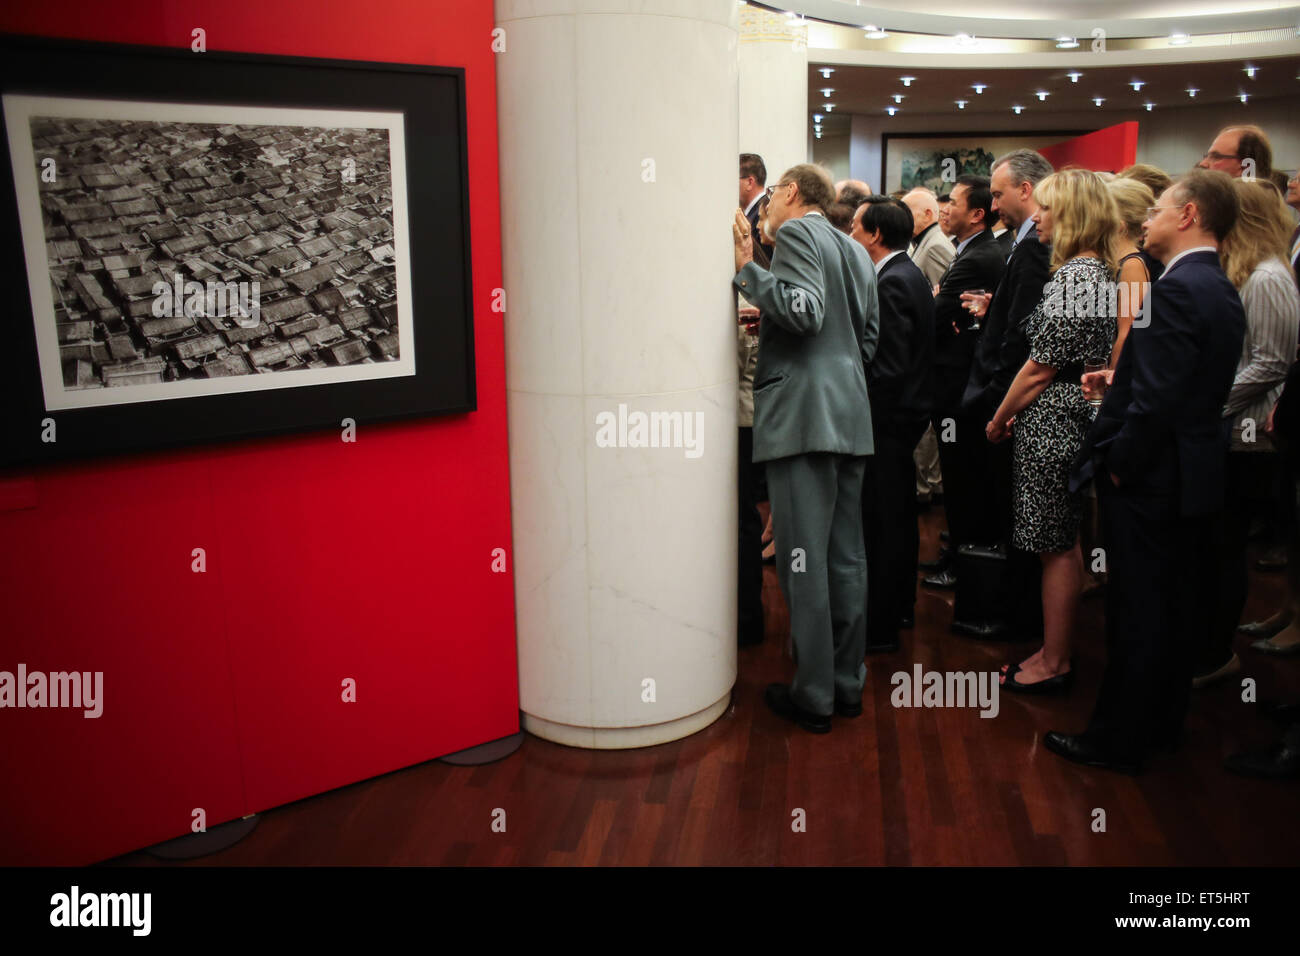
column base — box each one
[522,689,732,749]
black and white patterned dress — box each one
[1012,256,1116,554]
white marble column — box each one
[496,0,740,748]
[739,6,809,187]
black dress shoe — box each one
[939,530,950,542]
[951,619,1006,639]
[922,567,958,589]
[1001,661,1074,695]
[1255,548,1287,572]
[764,683,831,734]
[1043,731,1141,775]
[918,547,952,572]
[834,698,863,718]
[1224,733,1300,779]
[865,639,900,654]
[1238,617,1291,639]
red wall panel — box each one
[0,0,516,864]
[1039,122,1140,174]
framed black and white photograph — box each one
[882,130,1086,194]
[0,37,474,466]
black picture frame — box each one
[0,35,476,468]
[881,129,1089,194]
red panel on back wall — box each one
[1039,122,1139,173]
[0,0,516,864]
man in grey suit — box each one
[731,164,880,733]
[904,187,955,288]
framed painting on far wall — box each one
[0,35,475,468]
[881,130,1087,194]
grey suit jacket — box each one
[909,222,955,288]
[732,212,879,463]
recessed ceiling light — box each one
[865,25,888,39]
[813,113,824,122]
[1093,96,1105,106]
[820,88,834,97]
[892,93,905,103]
[1245,65,1258,78]
[1130,80,1145,91]
[955,99,968,109]
[1035,91,1049,101]
[1012,105,1025,114]
[886,106,899,116]
[824,103,835,111]
[1056,36,1079,49]
[1186,88,1198,97]
[815,132,823,139]
[1144,102,1154,111]
[1067,72,1082,83]
[972,83,986,94]
[1239,92,1250,103]
[819,68,834,79]
[900,76,915,86]
[1169,32,1190,45]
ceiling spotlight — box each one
[865,25,889,39]
[813,113,824,122]
[900,76,915,86]
[1093,96,1105,106]
[1056,36,1079,49]
[1067,72,1082,83]
[1035,91,1049,101]
[1169,32,1190,45]
[820,88,834,97]
[1144,102,1154,111]
[972,83,986,94]
[892,93,905,103]
[1130,80,1145,91]
[955,99,968,109]
[815,132,823,139]
[819,68,834,78]
[1239,92,1250,103]
[886,106,899,116]
[824,103,835,111]
[1186,88,1198,97]
[1012,105,1024,114]
[1245,65,1258,78]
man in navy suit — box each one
[851,196,935,652]
[923,175,1006,589]
[1048,169,1246,774]
[956,150,1054,636]
[740,153,774,260]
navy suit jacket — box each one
[870,251,935,436]
[961,223,1050,419]
[745,198,774,262]
[933,228,1006,372]
[1070,250,1245,516]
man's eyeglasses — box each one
[1201,150,1240,163]
[766,182,792,198]
[1145,201,1189,221]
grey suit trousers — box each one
[765,452,869,716]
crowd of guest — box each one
[732,124,1300,778]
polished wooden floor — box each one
[110,506,1300,867]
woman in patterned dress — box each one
[986,169,1120,692]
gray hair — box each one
[992,149,1053,189]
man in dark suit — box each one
[850,196,935,652]
[1048,169,1246,774]
[732,164,880,734]
[923,175,1006,588]
[740,153,774,260]
[953,150,1054,633]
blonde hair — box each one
[1219,178,1293,289]
[1033,168,1121,274]
[1118,163,1173,197]
[1107,177,1155,242]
